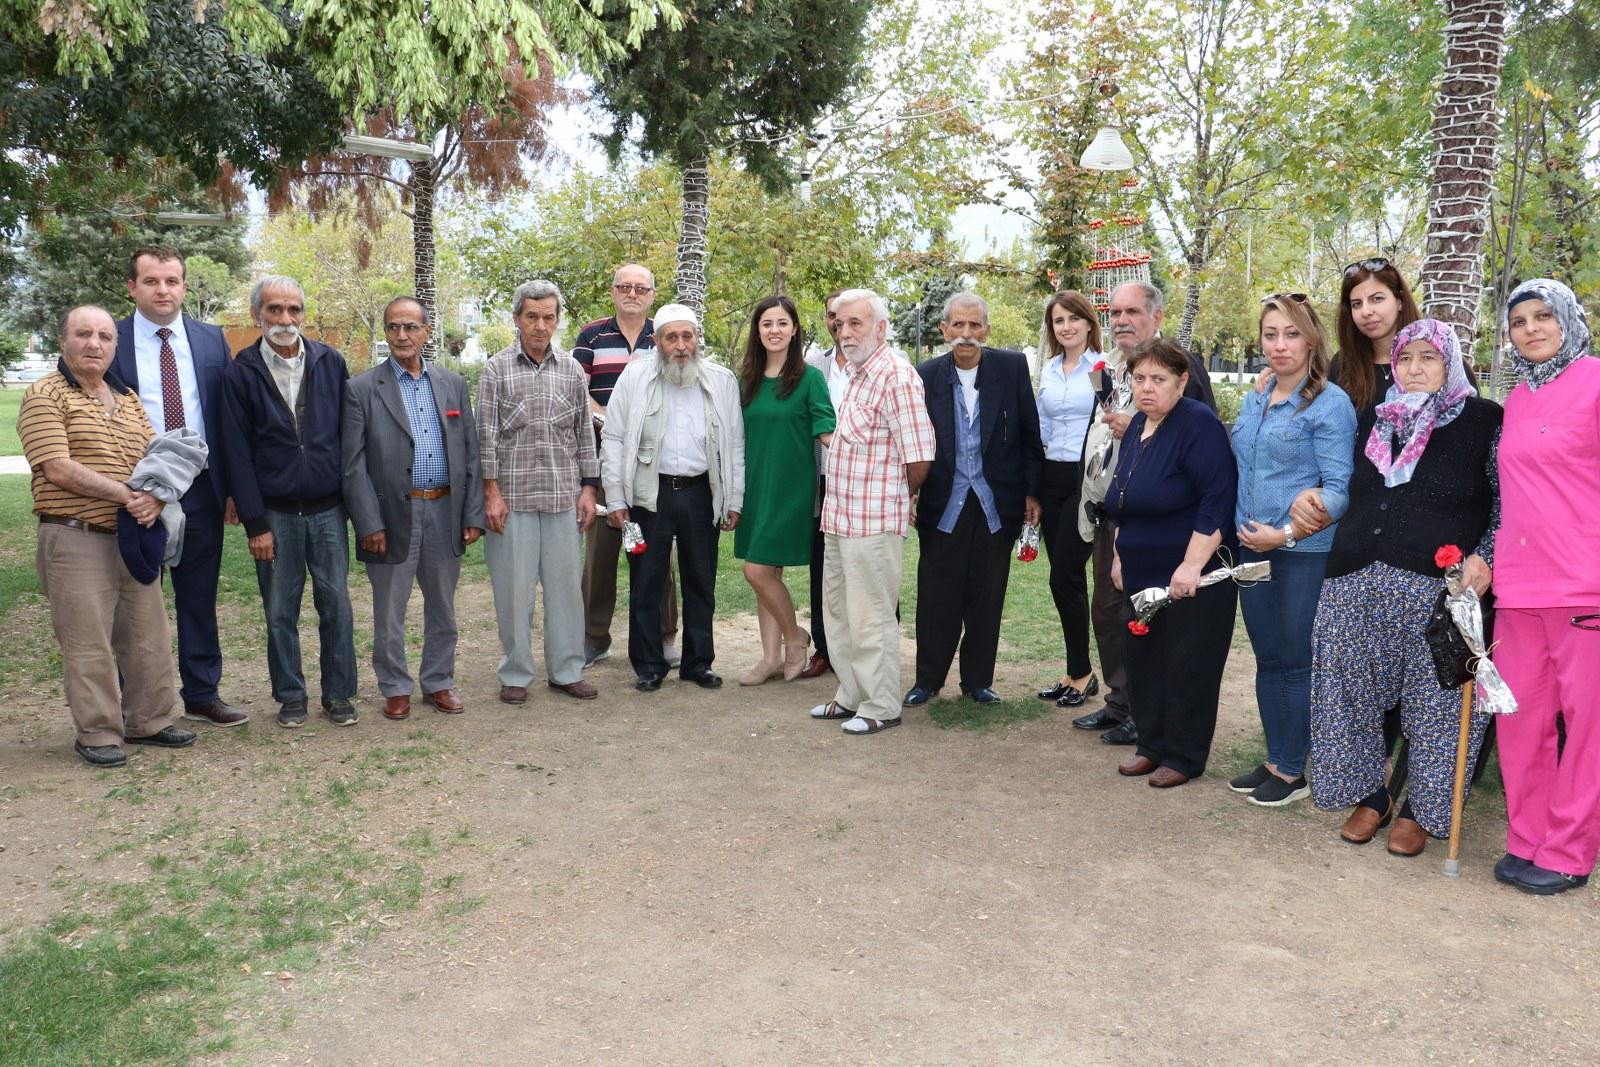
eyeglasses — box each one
[1572,614,1600,632]
[1342,257,1392,277]
[613,283,655,296]
[385,322,427,334]
[1260,292,1309,306]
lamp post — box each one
[340,132,442,358]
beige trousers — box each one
[37,523,175,746]
[823,532,905,722]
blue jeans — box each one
[1239,548,1328,778]
[254,507,357,705]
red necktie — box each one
[156,326,185,431]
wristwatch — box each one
[1281,523,1297,548]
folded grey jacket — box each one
[127,428,210,566]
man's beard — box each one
[842,341,874,366]
[265,324,302,349]
[660,352,701,387]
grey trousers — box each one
[366,494,461,697]
[486,508,585,688]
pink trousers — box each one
[1494,606,1600,876]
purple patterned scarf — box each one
[1363,319,1477,488]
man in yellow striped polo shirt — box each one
[19,305,196,767]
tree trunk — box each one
[411,155,438,360]
[1177,266,1202,352]
[1420,0,1507,355]
[675,154,711,317]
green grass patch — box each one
[926,695,1056,733]
[0,388,23,455]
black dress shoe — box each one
[182,698,248,727]
[635,675,664,692]
[1037,681,1069,701]
[685,672,723,689]
[1493,852,1533,886]
[1072,707,1122,731]
[965,687,1001,704]
[124,725,197,748]
[1055,675,1100,708]
[903,686,938,706]
[1513,864,1590,895]
[74,741,127,767]
[1100,719,1138,745]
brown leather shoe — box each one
[797,653,831,680]
[383,695,412,721]
[499,686,528,705]
[1149,766,1191,788]
[1386,816,1428,857]
[1118,754,1157,777]
[183,698,249,727]
[1340,801,1393,845]
[548,679,599,700]
[424,689,464,714]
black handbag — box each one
[1425,587,1494,690]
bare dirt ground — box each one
[4,578,1599,1065]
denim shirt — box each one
[937,377,1001,534]
[1229,377,1357,552]
[1037,351,1097,462]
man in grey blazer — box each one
[342,296,484,720]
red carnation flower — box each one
[1127,620,1150,636]
[1093,360,1107,373]
[1434,544,1463,569]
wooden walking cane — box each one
[1443,679,1474,878]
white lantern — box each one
[1079,126,1136,171]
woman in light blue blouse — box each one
[1034,290,1103,708]
[1229,293,1357,806]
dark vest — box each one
[1326,396,1501,580]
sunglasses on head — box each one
[1260,292,1309,306]
[1573,614,1600,632]
[1343,257,1392,277]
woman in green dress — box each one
[735,295,836,685]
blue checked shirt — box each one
[396,365,449,490]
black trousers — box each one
[809,476,828,659]
[169,469,225,705]
[1038,459,1095,680]
[914,492,1013,691]
[627,477,719,680]
[1125,579,1237,778]
[1090,523,1131,718]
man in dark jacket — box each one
[112,245,245,727]
[221,275,358,729]
[904,292,1044,707]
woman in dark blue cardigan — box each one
[1105,340,1239,788]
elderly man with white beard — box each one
[808,288,937,736]
[601,304,745,693]
[222,275,359,728]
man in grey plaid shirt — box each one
[479,280,601,704]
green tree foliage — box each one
[0,332,26,377]
[589,0,874,311]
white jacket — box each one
[601,357,745,523]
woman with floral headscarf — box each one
[1307,319,1501,857]
[1491,279,1600,896]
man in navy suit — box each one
[113,246,246,727]
[904,292,1043,707]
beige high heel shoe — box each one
[739,658,783,686]
[783,630,811,682]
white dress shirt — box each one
[824,348,849,414]
[658,380,709,476]
[132,309,205,440]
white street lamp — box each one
[1079,126,1136,171]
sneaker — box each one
[583,642,610,667]
[1248,775,1310,807]
[322,699,359,727]
[277,701,308,729]
[1229,764,1272,794]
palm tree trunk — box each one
[1420,0,1507,354]
[675,154,711,317]
[411,155,438,360]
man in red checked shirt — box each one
[808,289,937,736]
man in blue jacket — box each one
[904,292,1043,707]
[221,275,358,728]
[112,246,246,727]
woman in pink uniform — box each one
[1492,278,1600,896]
